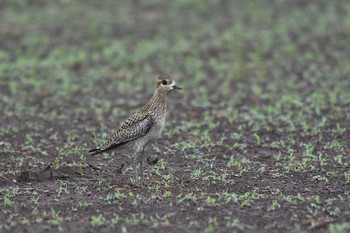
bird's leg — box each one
[133,149,142,185]
[140,147,145,185]
[139,161,143,186]
[133,162,138,185]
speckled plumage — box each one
[88,76,182,184]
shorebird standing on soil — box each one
[89,76,182,185]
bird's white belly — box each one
[135,116,165,149]
[150,116,165,140]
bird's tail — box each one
[88,141,126,156]
[88,148,102,156]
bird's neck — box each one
[148,89,167,111]
[152,89,167,108]
[153,88,168,99]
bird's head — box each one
[156,75,182,94]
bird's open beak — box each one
[173,85,182,90]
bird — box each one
[88,75,182,185]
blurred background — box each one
[1,1,350,232]
[1,0,349,113]
[1,0,350,159]
[1,0,350,158]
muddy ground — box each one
[1,1,350,232]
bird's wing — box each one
[99,114,153,151]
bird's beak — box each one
[173,85,182,90]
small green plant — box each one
[56,181,69,198]
[91,214,107,227]
[329,222,350,233]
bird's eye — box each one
[162,80,167,85]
